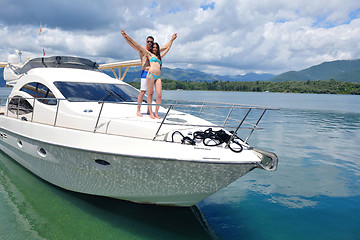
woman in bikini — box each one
[121,30,177,119]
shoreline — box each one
[128,79,360,95]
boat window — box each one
[21,82,37,97]
[53,82,139,102]
[8,95,33,115]
[20,82,57,105]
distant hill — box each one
[0,65,273,86]
[269,59,360,83]
[9,59,360,86]
[110,66,275,82]
[213,72,275,82]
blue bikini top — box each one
[150,57,162,65]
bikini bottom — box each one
[148,72,161,81]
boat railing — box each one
[0,97,279,144]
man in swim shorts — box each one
[137,36,154,116]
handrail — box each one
[165,99,279,110]
[0,96,279,144]
[1,96,279,111]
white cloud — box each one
[1,0,360,75]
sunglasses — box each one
[147,40,154,44]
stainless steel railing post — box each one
[6,97,9,117]
[16,98,20,119]
[197,101,205,117]
[153,105,173,140]
[223,104,234,126]
[94,102,105,133]
[245,109,267,143]
[53,99,61,126]
[31,98,36,122]
[172,100,179,110]
[226,108,252,146]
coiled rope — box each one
[172,128,243,153]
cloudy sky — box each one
[1,0,360,75]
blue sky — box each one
[1,0,360,75]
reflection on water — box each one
[197,107,360,240]
[163,91,360,240]
[0,152,216,240]
[239,108,360,200]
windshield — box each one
[53,82,140,102]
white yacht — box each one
[0,56,278,207]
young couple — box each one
[121,30,177,119]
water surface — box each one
[1,88,360,239]
[163,91,360,240]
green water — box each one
[0,151,214,240]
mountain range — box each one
[1,59,360,86]
[102,66,275,83]
[269,59,360,83]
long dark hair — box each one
[152,42,162,68]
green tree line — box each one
[127,79,360,95]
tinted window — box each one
[53,82,139,102]
[21,82,37,97]
[8,96,33,115]
[20,82,57,105]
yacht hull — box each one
[0,127,256,207]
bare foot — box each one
[155,113,161,119]
[137,112,143,117]
[149,114,156,119]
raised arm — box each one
[160,33,177,53]
[121,30,150,56]
[160,33,177,58]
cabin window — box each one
[20,82,57,105]
[53,82,139,102]
[21,82,37,97]
[8,95,33,115]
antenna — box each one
[39,22,45,56]
[17,49,22,62]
